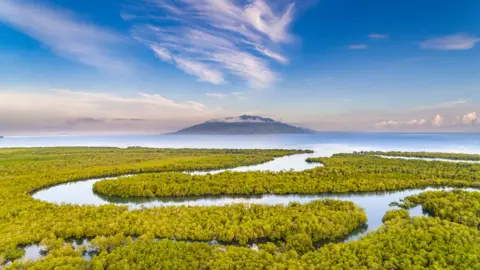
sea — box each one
[1,132,480,154]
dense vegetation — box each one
[3,148,480,269]
[0,148,314,261]
[398,190,480,229]
[8,217,480,269]
[301,216,480,269]
[382,209,410,223]
[368,151,480,161]
[94,152,480,198]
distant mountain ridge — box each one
[207,115,276,124]
[173,115,316,135]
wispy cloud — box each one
[348,44,368,50]
[368,33,389,39]
[130,0,299,88]
[0,0,129,72]
[420,33,480,50]
[412,99,470,111]
[206,92,246,100]
[0,90,223,135]
[150,45,225,84]
[206,93,226,99]
[255,47,289,64]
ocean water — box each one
[1,133,480,154]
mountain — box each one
[172,115,316,135]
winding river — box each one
[24,153,480,261]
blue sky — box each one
[0,0,479,134]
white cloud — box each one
[167,0,295,43]
[462,112,477,124]
[420,33,480,50]
[406,119,427,125]
[150,44,225,85]
[373,111,480,130]
[173,57,225,85]
[412,99,470,111]
[368,33,389,39]
[255,47,289,64]
[150,45,173,61]
[348,44,368,50]
[0,0,129,72]
[375,118,427,128]
[432,114,444,126]
[243,1,295,43]
[0,90,223,134]
[130,0,298,88]
[206,93,226,99]
[211,50,276,88]
[374,120,401,128]
[206,92,246,100]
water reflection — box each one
[32,152,321,206]
[27,153,480,263]
[32,152,480,240]
[21,239,94,262]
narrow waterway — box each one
[32,153,480,237]
[25,153,480,261]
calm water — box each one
[32,152,480,242]
[5,133,480,261]
[32,153,322,207]
[2,133,480,153]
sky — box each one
[0,0,479,135]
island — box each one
[172,115,316,135]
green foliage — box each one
[95,152,480,198]
[17,217,480,269]
[0,147,308,260]
[382,209,410,223]
[257,242,278,254]
[1,147,364,264]
[400,190,480,228]
[285,233,314,254]
[369,151,480,161]
[3,148,480,269]
[302,217,480,269]
[6,245,86,270]
[90,233,134,252]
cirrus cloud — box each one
[368,33,389,39]
[348,44,368,50]
[420,33,480,51]
[0,0,130,72]
[130,0,301,88]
